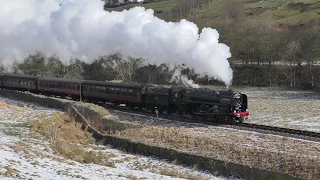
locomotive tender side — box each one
[144,86,172,114]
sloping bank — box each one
[0,89,296,180]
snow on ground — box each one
[238,87,320,132]
[0,97,229,180]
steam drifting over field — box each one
[0,0,233,85]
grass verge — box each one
[30,112,116,167]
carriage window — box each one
[109,88,114,94]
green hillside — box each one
[106,0,320,26]
[193,0,320,25]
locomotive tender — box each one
[0,74,250,122]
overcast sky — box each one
[55,0,67,4]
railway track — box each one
[235,123,320,141]
[4,89,320,142]
[103,104,320,142]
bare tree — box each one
[113,56,145,82]
[63,59,84,80]
[44,55,65,78]
[282,40,302,89]
[15,52,46,76]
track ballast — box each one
[100,103,320,142]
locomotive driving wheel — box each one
[199,104,211,114]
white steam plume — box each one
[0,0,233,86]
[170,68,200,88]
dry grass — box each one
[4,166,19,178]
[74,101,109,117]
[93,118,320,179]
[159,167,186,178]
[30,113,115,167]
[4,86,319,179]
[0,101,23,111]
[124,174,139,180]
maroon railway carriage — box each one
[0,74,2,87]
[81,80,147,107]
[1,74,37,92]
[37,77,81,99]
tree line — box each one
[8,52,212,87]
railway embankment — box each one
[0,89,312,180]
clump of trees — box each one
[7,52,210,86]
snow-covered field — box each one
[101,95,320,179]
[0,97,228,180]
[239,87,320,132]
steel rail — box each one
[237,123,320,139]
[102,104,320,142]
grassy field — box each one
[94,105,320,179]
[105,0,320,26]
[235,87,320,132]
[141,0,180,12]
[0,97,219,180]
[85,86,320,179]
[105,0,180,14]
[194,0,320,26]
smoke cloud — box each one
[170,68,200,88]
[0,0,233,86]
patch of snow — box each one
[0,96,230,180]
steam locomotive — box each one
[0,74,249,122]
